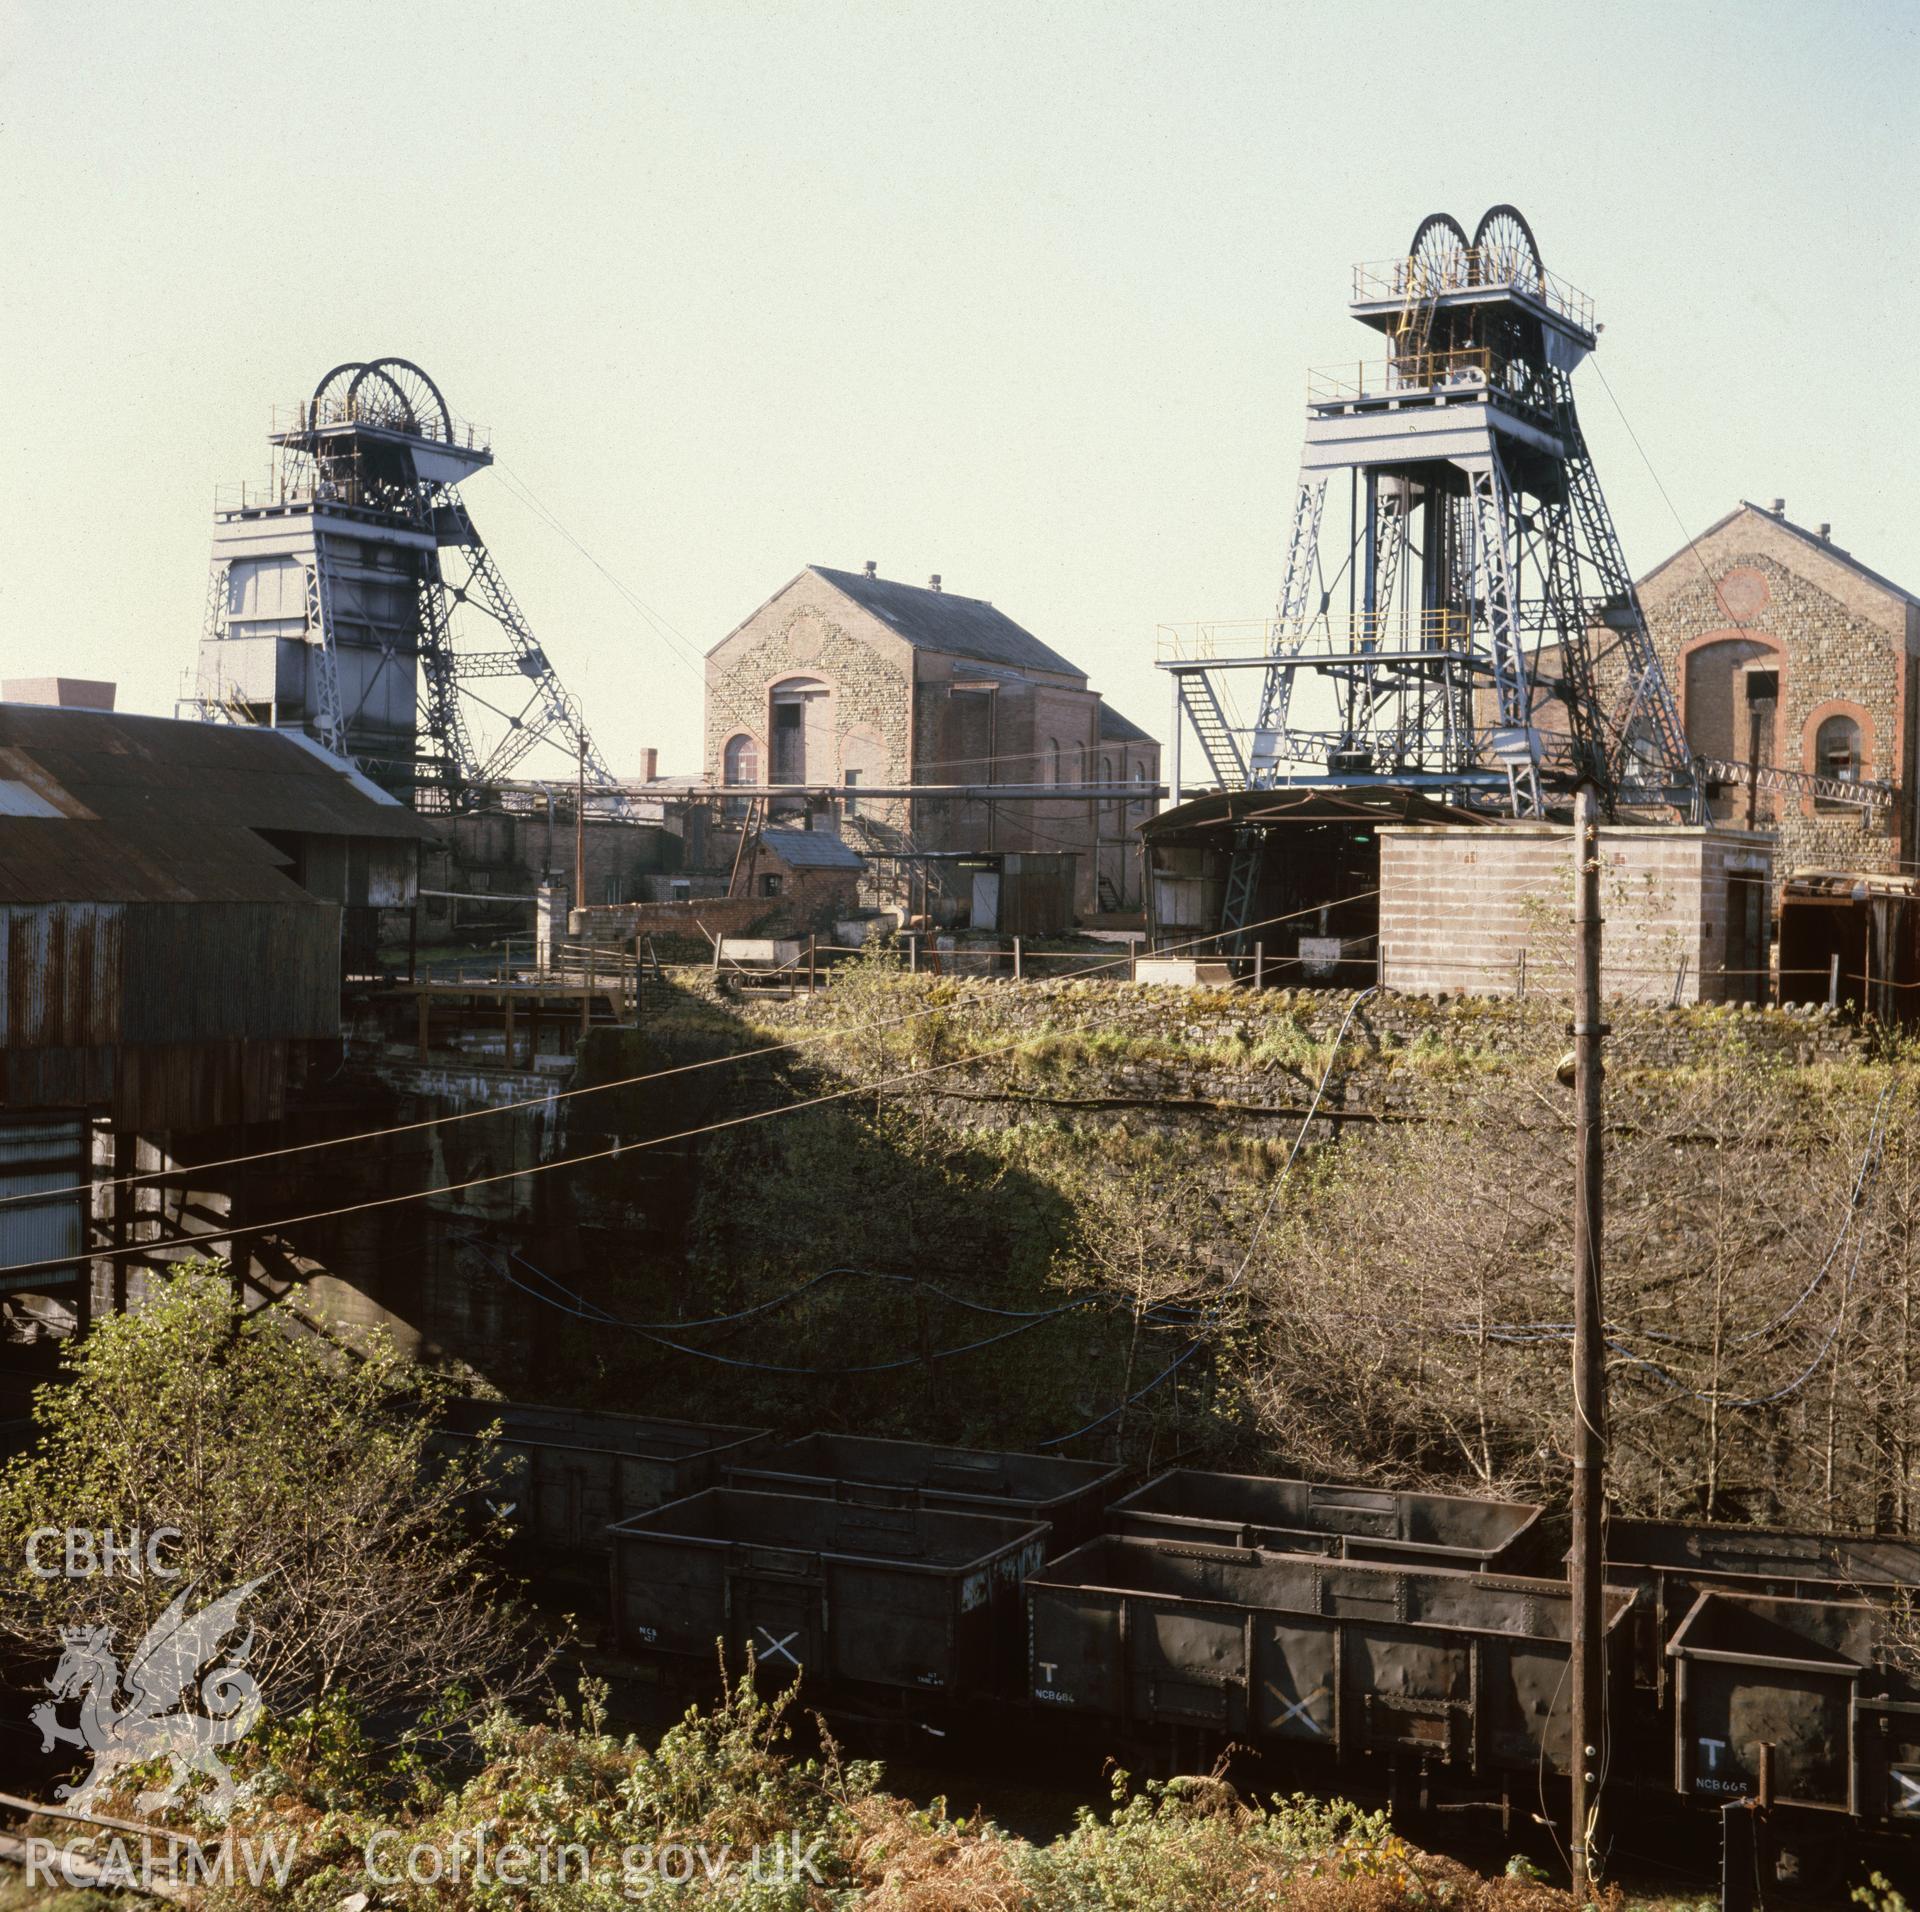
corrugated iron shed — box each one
[0,708,415,1129]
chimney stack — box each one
[1818,522,1832,541]
[928,573,942,592]
[863,559,877,579]
[1770,497,1786,517]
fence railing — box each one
[1155,608,1477,661]
[411,931,1908,1024]
[1308,346,1501,403]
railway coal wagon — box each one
[609,1488,1048,1698]
[1027,1536,1632,1778]
[435,1399,770,1556]
[1664,1587,1920,1831]
[1106,1469,1544,1572]
[1600,1517,1920,1700]
[726,1433,1125,1555]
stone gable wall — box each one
[1639,516,1915,875]
[704,572,914,833]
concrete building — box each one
[1637,501,1919,876]
[704,565,1158,919]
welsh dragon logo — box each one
[30,1577,269,1817]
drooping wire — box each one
[1217,983,1380,1301]
[461,1233,1165,1331]
[484,1241,1126,1378]
[1035,1343,1207,1449]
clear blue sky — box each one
[4,1,1915,777]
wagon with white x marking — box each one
[608,1488,1048,1699]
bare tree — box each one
[0,1266,551,1755]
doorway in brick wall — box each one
[1725,873,1767,1004]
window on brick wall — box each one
[1813,713,1863,813]
[1685,636,1780,823]
[723,733,759,820]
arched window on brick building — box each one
[722,732,759,819]
[1813,712,1863,813]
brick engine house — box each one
[704,565,1159,923]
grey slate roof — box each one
[810,567,1085,680]
[1098,703,1154,744]
[758,828,866,871]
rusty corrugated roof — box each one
[0,819,311,905]
[0,707,432,905]
[0,707,436,840]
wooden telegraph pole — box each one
[1569,783,1607,1897]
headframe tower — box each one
[189,358,618,810]
[1163,207,1702,876]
